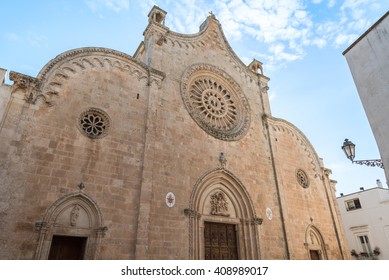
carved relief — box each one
[70,205,80,226]
[9,71,42,104]
[188,169,260,259]
[210,191,230,217]
[181,64,251,141]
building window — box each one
[181,64,251,141]
[78,108,111,139]
[345,198,361,211]
[358,235,373,257]
[296,169,309,188]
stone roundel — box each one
[181,64,251,141]
[77,107,111,139]
[296,169,309,188]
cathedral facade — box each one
[0,6,349,260]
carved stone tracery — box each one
[77,108,111,139]
[181,64,250,141]
[296,169,310,188]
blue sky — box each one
[1,0,388,196]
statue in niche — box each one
[70,205,80,226]
[210,191,230,217]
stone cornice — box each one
[37,47,165,83]
[9,71,41,103]
[9,71,40,90]
[27,47,166,105]
[144,14,268,83]
[267,116,323,175]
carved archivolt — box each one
[23,47,165,105]
[304,225,327,259]
[34,191,107,260]
[181,64,251,141]
[267,117,322,174]
[187,168,261,259]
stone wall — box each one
[0,6,349,260]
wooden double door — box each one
[204,222,238,260]
[48,235,87,260]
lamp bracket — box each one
[353,159,384,169]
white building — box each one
[337,180,389,259]
[343,12,389,184]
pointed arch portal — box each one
[34,192,107,260]
[305,225,327,260]
[186,168,261,260]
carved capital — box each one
[323,168,332,177]
[9,71,40,89]
[34,222,48,233]
[95,226,108,237]
[251,217,263,225]
[184,208,197,218]
[9,71,41,104]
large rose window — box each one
[181,64,250,141]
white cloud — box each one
[334,33,358,47]
[327,0,336,7]
[312,38,327,48]
[134,0,387,69]
[27,32,49,48]
[86,0,129,13]
[4,32,21,42]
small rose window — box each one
[78,108,110,139]
[296,169,309,188]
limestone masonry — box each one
[0,6,349,260]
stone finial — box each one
[219,152,227,168]
[78,182,85,191]
[0,68,7,84]
[248,59,263,75]
[148,5,167,24]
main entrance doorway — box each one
[309,250,321,260]
[48,235,87,260]
[204,222,238,260]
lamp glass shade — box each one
[342,139,355,161]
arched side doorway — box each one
[305,225,327,260]
[185,168,262,260]
[34,191,107,260]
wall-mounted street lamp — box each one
[341,139,384,168]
